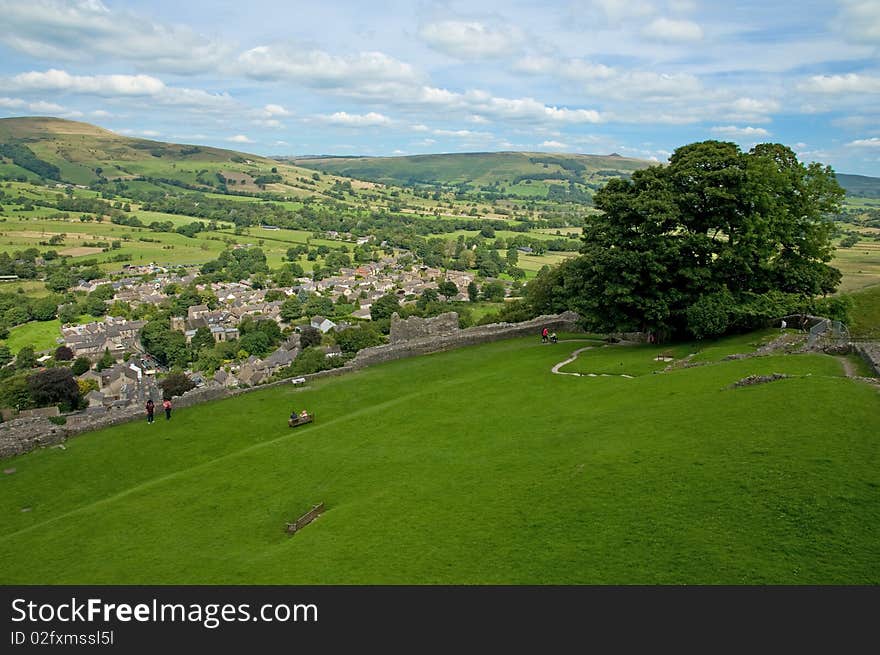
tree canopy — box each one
[546,141,844,339]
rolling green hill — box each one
[837,173,880,199]
[288,151,652,199]
[0,117,329,195]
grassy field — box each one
[832,241,880,293]
[0,314,100,354]
[0,333,877,584]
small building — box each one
[310,316,337,333]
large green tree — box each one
[560,141,843,338]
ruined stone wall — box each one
[854,342,880,376]
[389,312,460,344]
[0,417,67,458]
[351,311,581,368]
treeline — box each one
[0,143,60,180]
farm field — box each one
[1,333,877,584]
[832,241,880,293]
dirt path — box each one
[550,342,634,378]
[836,356,858,378]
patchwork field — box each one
[1,334,877,584]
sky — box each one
[0,0,878,175]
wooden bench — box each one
[286,502,325,534]
[288,413,314,428]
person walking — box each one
[163,398,172,421]
[145,398,155,424]
[541,326,549,343]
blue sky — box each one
[0,0,878,175]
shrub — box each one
[159,372,196,400]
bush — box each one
[27,367,80,411]
[686,291,734,339]
[159,372,196,400]
[71,356,91,376]
[54,345,74,361]
[299,325,322,349]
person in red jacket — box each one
[163,398,172,421]
[541,326,549,343]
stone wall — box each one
[0,417,67,458]
[0,311,581,459]
[18,406,60,419]
[854,342,880,376]
[389,312,460,344]
[351,311,581,369]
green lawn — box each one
[1,319,62,354]
[0,314,99,354]
[1,333,878,584]
[849,284,880,339]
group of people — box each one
[541,327,558,344]
[145,398,172,424]
[290,409,310,421]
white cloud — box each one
[540,140,569,149]
[10,69,165,96]
[730,97,781,115]
[263,104,290,117]
[0,97,26,109]
[317,111,392,127]
[27,100,65,113]
[227,135,253,143]
[237,46,420,89]
[513,56,614,80]
[419,20,523,59]
[0,0,231,74]
[3,69,235,110]
[433,129,492,139]
[91,109,113,118]
[711,125,771,137]
[798,74,880,94]
[642,18,703,42]
[0,96,71,114]
[834,1,880,45]
[847,137,880,148]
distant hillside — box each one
[837,173,880,199]
[287,151,652,200]
[0,117,320,194]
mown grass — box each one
[848,284,880,339]
[0,333,877,584]
[0,314,99,354]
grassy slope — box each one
[837,174,880,199]
[0,335,877,584]
[0,117,327,195]
[849,284,880,338]
[291,152,651,188]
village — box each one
[53,248,481,415]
